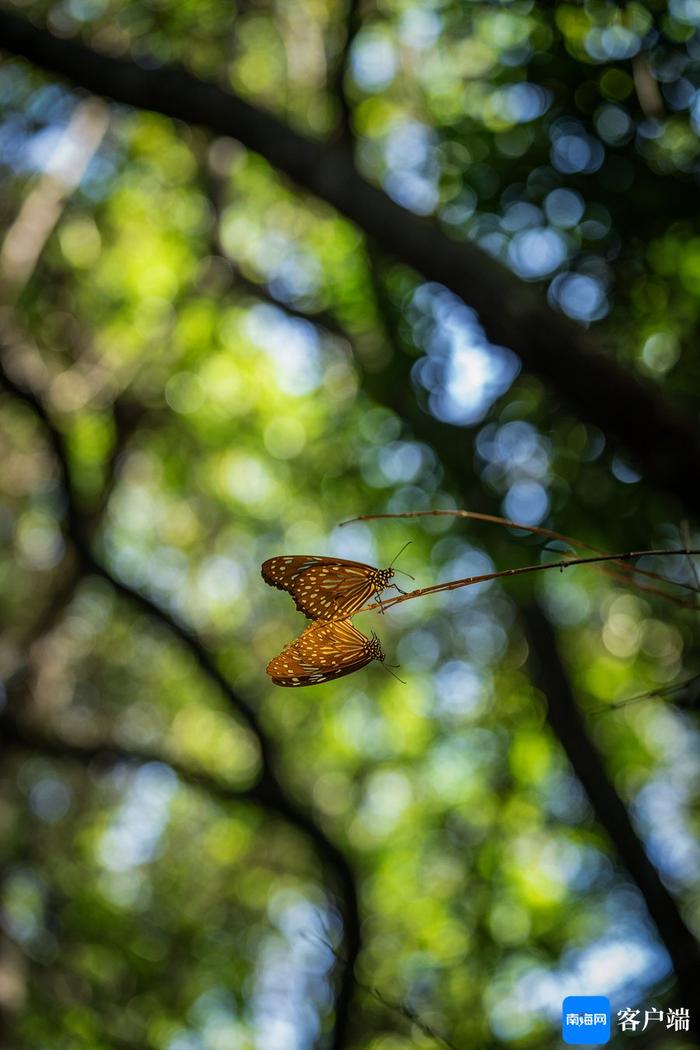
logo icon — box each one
[562,996,611,1045]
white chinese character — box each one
[583,1014,593,1026]
[666,1008,690,1032]
[594,1013,606,1024]
[643,1007,664,1031]
[618,1009,640,1031]
[566,1014,579,1026]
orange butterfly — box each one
[266,618,385,687]
[261,553,404,620]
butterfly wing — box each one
[267,619,383,687]
[289,562,377,619]
[261,556,323,591]
[261,556,381,620]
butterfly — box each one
[266,618,385,687]
[261,545,411,621]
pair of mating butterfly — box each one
[261,548,411,687]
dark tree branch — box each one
[11,393,144,652]
[524,602,700,1023]
[0,710,263,811]
[329,0,362,142]
[89,394,147,524]
[1,10,700,517]
[0,357,360,1050]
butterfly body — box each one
[261,555,396,620]
[267,618,385,687]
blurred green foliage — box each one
[1,1,699,1048]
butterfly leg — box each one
[390,583,409,596]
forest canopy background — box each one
[1,1,700,1049]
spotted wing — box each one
[261,555,379,620]
[261,556,325,592]
[267,619,383,687]
[289,562,378,619]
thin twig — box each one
[360,549,700,615]
[302,933,461,1050]
[343,510,700,597]
[587,673,700,717]
[599,568,698,610]
[681,520,700,599]
[368,986,461,1050]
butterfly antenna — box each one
[382,662,406,685]
[394,569,415,581]
[389,540,412,568]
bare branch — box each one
[304,932,461,1050]
[362,548,700,616]
[586,673,700,717]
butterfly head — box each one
[376,567,395,588]
[368,632,385,663]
